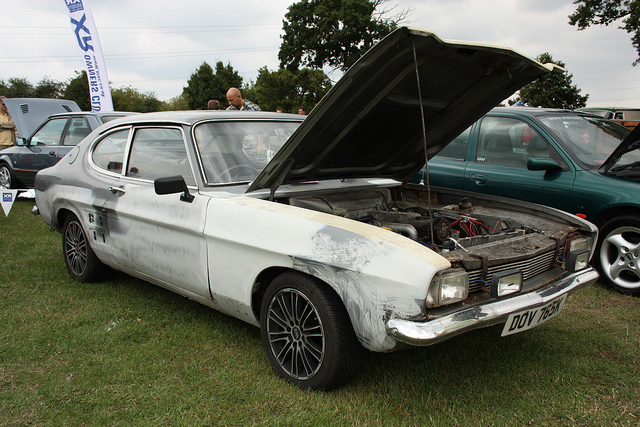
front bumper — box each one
[387,267,598,346]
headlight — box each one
[567,236,593,252]
[567,249,590,272]
[564,235,593,273]
[427,268,469,307]
[490,269,522,298]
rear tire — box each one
[0,164,13,189]
[596,215,640,296]
[62,214,106,282]
[260,272,361,390]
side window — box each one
[30,118,68,146]
[61,117,91,146]
[92,129,130,173]
[127,128,195,186]
[436,126,471,160]
[475,117,534,168]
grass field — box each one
[1,197,639,426]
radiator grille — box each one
[468,250,556,293]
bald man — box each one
[226,87,261,111]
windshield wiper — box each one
[609,160,640,172]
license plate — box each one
[501,294,567,336]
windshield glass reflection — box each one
[538,115,637,170]
[194,120,301,184]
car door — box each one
[13,117,70,186]
[462,115,576,213]
[100,126,211,298]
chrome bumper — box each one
[387,267,599,346]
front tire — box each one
[62,214,105,282]
[596,215,640,296]
[260,272,361,391]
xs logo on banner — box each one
[1,190,18,217]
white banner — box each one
[64,0,114,112]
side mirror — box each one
[527,157,562,171]
[154,175,194,203]
[15,137,27,146]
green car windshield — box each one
[538,115,636,171]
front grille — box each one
[468,250,556,293]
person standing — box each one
[0,96,16,147]
[207,99,220,110]
[225,88,260,111]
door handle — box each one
[48,151,56,157]
[471,174,488,185]
[108,186,126,195]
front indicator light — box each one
[427,268,469,307]
[491,269,522,298]
[567,249,590,272]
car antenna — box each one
[412,39,435,249]
[538,79,575,111]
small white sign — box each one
[1,190,18,216]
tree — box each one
[161,94,189,111]
[0,77,35,98]
[255,67,332,112]
[112,86,162,112]
[279,0,405,72]
[182,61,242,110]
[569,0,640,65]
[64,71,91,110]
[34,77,65,99]
[509,53,588,109]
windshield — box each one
[538,114,634,170]
[194,120,301,184]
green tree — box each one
[34,77,65,99]
[182,61,242,110]
[112,86,162,112]
[161,94,189,111]
[279,0,403,72]
[255,67,332,112]
[64,71,91,110]
[509,53,588,109]
[569,0,640,65]
[0,77,35,98]
[240,82,258,108]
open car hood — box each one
[601,121,640,173]
[247,27,561,194]
[4,98,81,139]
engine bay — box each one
[282,185,585,285]
[286,187,566,248]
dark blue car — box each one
[0,98,134,190]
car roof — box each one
[490,106,576,116]
[47,111,134,119]
[98,110,294,129]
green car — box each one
[414,107,640,295]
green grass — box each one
[1,198,639,426]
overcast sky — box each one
[3,0,639,108]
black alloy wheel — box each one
[260,272,361,391]
[62,214,105,282]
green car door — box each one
[460,115,579,215]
